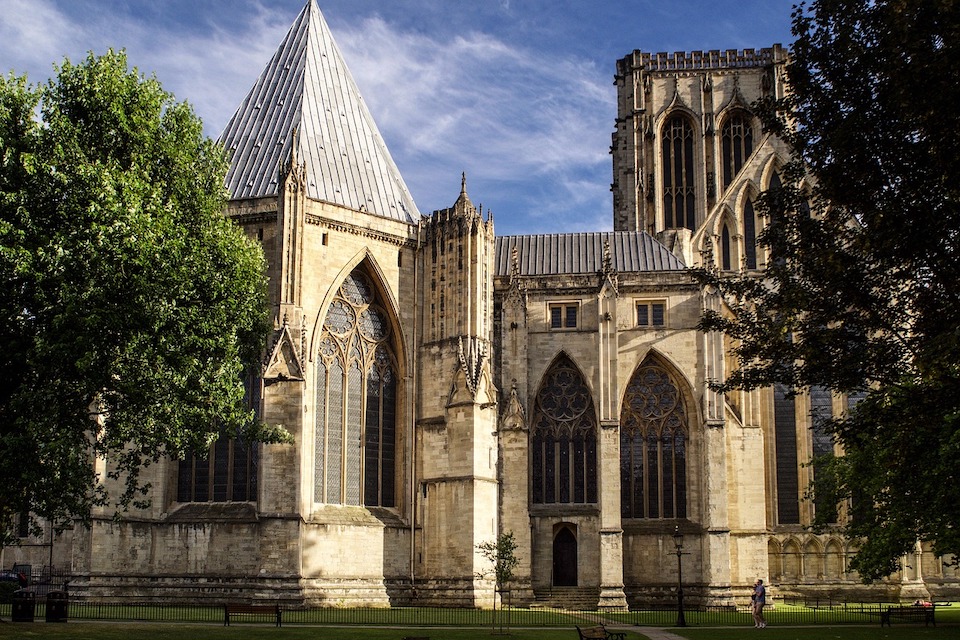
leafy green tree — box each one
[697,0,960,580]
[0,50,283,547]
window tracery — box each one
[620,360,687,519]
[315,269,397,507]
[532,356,597,504]
[662,115,697,230]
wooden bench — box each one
[576,624,626,640]
[880,605,935,627]
[223,603,282,627]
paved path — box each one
[631,627,690,640]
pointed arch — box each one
[825,539,844,578]
[716,205,737,271]
[314,264,400,507]
[531,353,598,505]
[619,352,690,519]
[768,538,783,581]
[803,538,824,579]
[783,538,802,578]
[553,524,578,586]
[309,248,407,366]
[660,111,698,231]
[718,109,755,192]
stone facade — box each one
[7,1,960,609]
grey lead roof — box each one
[218,0,421,223]
[494,232,686,277]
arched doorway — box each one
[553,526,578,586]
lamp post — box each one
[673,526,687,627]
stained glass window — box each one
[315,269,398,507]
[532,356,597,504]
[620,360,687,519]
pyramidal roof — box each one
[219,0,421,223]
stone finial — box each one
[453,171,475,214]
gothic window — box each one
[768,173,786,268]
[774,383,800,525]
[720,223,732,270]
[177,370,260,503]
[810,386,836,523]
[721,112,754,189]
[315,269,397,507]
[620,360,688,519]
[177,437,258,502]
[662,115,697,230]
[744,199,758,270]
[532,355,597,504]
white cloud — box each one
[0,0,616,234]
[334,16,616,231]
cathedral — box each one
[9,0,959,607]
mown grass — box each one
[0,622,637,640]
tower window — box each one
[721,113,754,190]
[662,115,697,230]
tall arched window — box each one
[620,359,688,519]
[774,383,800,524]
[532,355,597,504]
[315,269,397,507]
[744,199,757,270]
[661,115,696,230]
[720,223,732,271]
[721,112,754,190]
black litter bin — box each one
[46,590,68,622]
[11,589,35,622]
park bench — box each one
[879,605,935,627]
[223,602,282,626]
[576,624,626,640]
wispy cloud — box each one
[335,16,616,232]
[1,0,616,234]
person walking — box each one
[751,578,767,628]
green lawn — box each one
[1,620,960,640]
[0,622,640,640]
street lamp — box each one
[673,526,687,627]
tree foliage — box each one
[696,0,960,580]
[0,50,282,545]
[477,531,519,593]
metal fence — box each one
[1,599,952,627]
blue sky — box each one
[1,0,797,235]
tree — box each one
[0,50,285,547]
[477,531,519,630]
[696,0,960,580]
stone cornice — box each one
[305,212,417,249]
